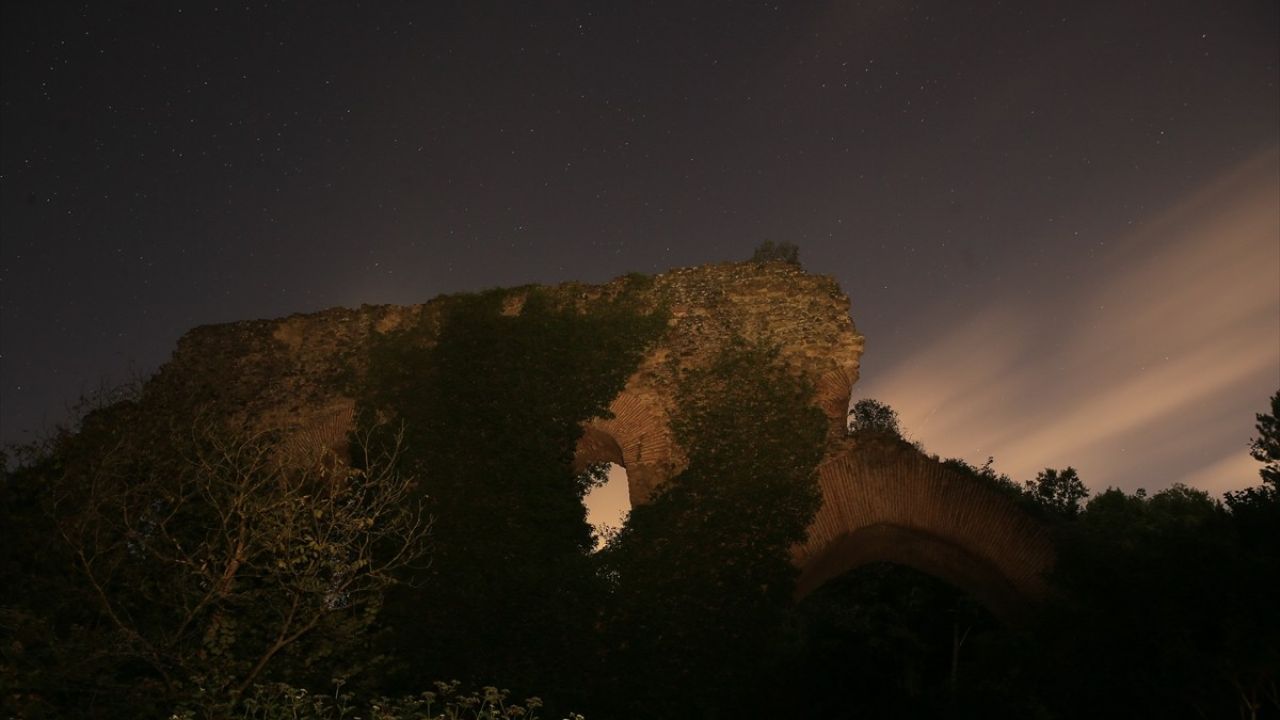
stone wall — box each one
[154,262,865,504]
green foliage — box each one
[620,271,655,291]
[748,240,801,266]
[1249,389,1280,486]
[1,453,98,719]
[357,287,667,704]
[596,339,826,718]
[1227,390,1280,540]
[1032,483,1277,718]
[1218,390,1280,715]
[791,393,1280,718]
[170,679,569,720]
[938,457,1088,521]
[782,563,1039,719]
[1023,466,1088,519]
[848,397,901,436]
[941,456,1026,502]
[7,291,1278,719]
[2,410,429,718]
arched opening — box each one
[574,426,633,549]
[795,442,1055,619]
[574,426,626,470]
[582,463,631,550]
[786,560,1021,718]
[796,524,1030,622]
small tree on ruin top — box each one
[749,240,801,266]
[848,398,901,437]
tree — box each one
[1221,391,1280,716]
[34,409,429,717]
[941,455,1031,506]
[1023,467,1087,518]
[1225,390,1280,548]
[1032,483,1274,718]
[596,339,826,718]
[1225,390,1280,513]
[749,240,801,266]
[848,398,901,437]
[1248,389,1279,487]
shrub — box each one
[748,241,800,266]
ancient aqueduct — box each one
[170,263,1055,619]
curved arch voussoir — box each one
[794,443,1055,618]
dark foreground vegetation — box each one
[2,280,1276,719]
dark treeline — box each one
[2,281,1277,719]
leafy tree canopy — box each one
[1225,390,1280,553]
[1248,389,1279,487]
[596,339,826,718]
[1024,466,1088,519]
[848,397,901,437]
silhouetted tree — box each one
[1226,391,1280,548]
[749,240,801,266]
[941,456,1022,498]
[1220,391,1280,716]
[1034,482,1276,718]
[1024,466,1088,518]
[848,398,901,437]
[1248,389,1279,487]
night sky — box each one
[3,1,1277,500]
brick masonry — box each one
[152,261,1051,613]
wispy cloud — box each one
[857,148,1280,495]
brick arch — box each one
[792,444,1055,620]
[574,426,626,468]
[794,524,1031,620]
[572,390,678,507]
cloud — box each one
[1181,451,1264,499]
[857,147,1280,495]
